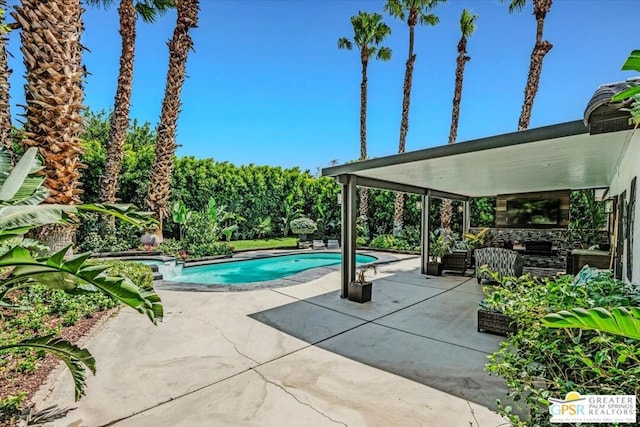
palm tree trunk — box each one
[100,0,136,204]
[359,54,369,219]
[393,193,404,235]
[448,39,469,145]
[517,0,553,131]
[442,37,470,231]
[393,23,417,236]
[0,0,12,160]
[13,0,86,252]
[146,0,199,239]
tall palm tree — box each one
[12,0,86,251]
[505,0,553,131]
[441,9,477,230]
[385,0,443,235]
[85,0,173,205]
[0,3,12,158]
[145,0,199,237]
[338,11,392,222]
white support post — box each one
[463,199,471,234]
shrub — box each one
[76,213,141,253]
[157,238,183,258]
[103,260,154,291]
[484,270,640,426]
[185,242,232,259]
[399,226,420,249]
[371,234,401,250]
[369,234,419,251]
[182,212,220,257]
[290,217,317,235]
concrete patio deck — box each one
[33,256,508,427]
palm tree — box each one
[338,11,392,222]
[441,9,477,230]
[145,0,199,238]
[85,0,173,205]
[504,0,553,131]
[12,0,86,251]
[385,0,443,235]
[0,3,11,158]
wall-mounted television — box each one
[505,198,560,226]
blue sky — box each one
[6,0,639,173]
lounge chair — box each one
[312,240,326,250]
[327,239,340,249]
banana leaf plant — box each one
[544,51,640,341]
[611,49,640,128]
[171,199,191,240]
[543,307,640,341]
[0,147,162,401]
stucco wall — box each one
[609,131,640,284]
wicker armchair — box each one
[475,247,524,283]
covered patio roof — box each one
[322,118,635,296]
[322,120,634,197]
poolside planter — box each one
[426,262,443,276]
[348,281,372,303]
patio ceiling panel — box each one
[323,121,633,198]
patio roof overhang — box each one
[322,120,634,197]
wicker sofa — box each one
[475,247,524,283]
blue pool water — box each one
[167,253,377,285]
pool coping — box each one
[154,250,408,292]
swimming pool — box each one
[167,253,377,285]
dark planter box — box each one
[441,251,468,274]
[426,262,443,276]
[348,281,372,303]
[477,309,518,336]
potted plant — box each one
[290,217,317,244]
[428,229,452,276]
[463,227,489,267]
[348,264,376,303]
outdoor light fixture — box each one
[416,201,422,210]
[337,192,342,205]
[604,198,614,214]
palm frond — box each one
[459,9,478,37]
[503,0,527,14]
[419,12,439,26]
[383,0,405,20]
[376,46,392,61]
[0,335,95,401]
[337,37,352,50]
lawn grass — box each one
[231,237,298,251]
